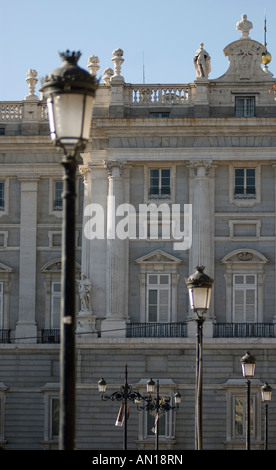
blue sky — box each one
[1,0,276,101]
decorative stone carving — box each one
[102,68,114,85]
[25,69,38,98]
[193,44,211,79]
[111,48,124,82]
[219,15,273,81]
[79,163,92,183]
[236,14,253,39]
[187,160,213,176]
[104,160,126,176]
[87,55,100,76]
[77,274,92,312]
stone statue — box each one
[236,14,253,39]
[193,43,211,79]
[78,274,92,311]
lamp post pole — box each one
[240,351,256,451]
[185,266,214,450]
[261,382,272,450]
[195,314,204,450]
[42,51,97,450]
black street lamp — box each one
[261,382,272,450]
[98,364,142,450]
[136,378,181,450]
[240,351,256,450]
[185,266,214,450]
[41,51,98,450]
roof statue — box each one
[193,43,211,79]
[236,14,253,39]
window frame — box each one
[235,96,255,117]
[149,168,171,199]
[135,249,182,324]
[144,165,176,203]
[234,168,256,199]
[221,249,268,324]
[51,281,61,329]
[229,164,261,208]
[53,180,63,210]
[146,273,171,323]
[225,381,262,449]
[233,274,257,323]
[42,383,60,448]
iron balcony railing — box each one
[0,329,10,343]
[214,323,275,338]
[126,322,188,338]
[41,329,60,343]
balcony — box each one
[214,323,275,338]
[126,322,187,338]
[0,330,10,343]
[41,329,60,343]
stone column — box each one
[15,176,39,342]
[187,160,215,337]
[101,160,129,337]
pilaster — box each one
[187,160,216,337]
[101,160,130,337]
[15,176,39,342]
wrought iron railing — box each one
[214,323,275,338]
[0,329,10,343]
[41,329,60,343]
[126,322,187,338]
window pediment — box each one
[135,249,182,266]
[221,249,268,266]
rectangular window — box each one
[50,397,59,439]
[51,282,61,328]
[0,183,4,210]
[234,169,256,198]
[147,274,170,323]
[233,274,257,322]
[54,181,63,210]
[233,395,255,440]
[235,97,255,117]
[149,169,171,199]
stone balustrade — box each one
[127,84,190,105]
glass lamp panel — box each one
[241,362,255,378]
[262,390,272,402]
[189,286,211,311]
[47,93,94,145]
[52,94,84,144]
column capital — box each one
[79,163,92,183]
[103,160,127,176]
[187,160,214,176]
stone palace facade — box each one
[1,14,276,450]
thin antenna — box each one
[142,51,145,84]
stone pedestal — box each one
[76,310,98,340]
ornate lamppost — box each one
[136,378,181,450]
[240,351,256,450]
[41,51,98,450]
[98,364,142,450]
[261,382,272,450]
[185,266,214,450]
